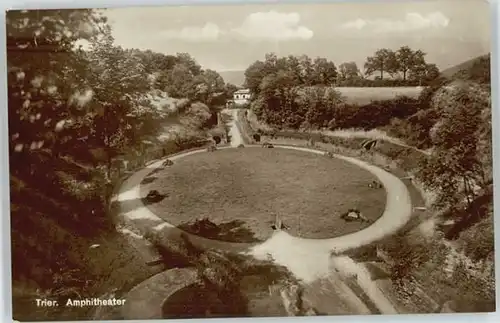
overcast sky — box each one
[103,0,491,72]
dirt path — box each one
[223,108,243,147]
[116,108,411,314]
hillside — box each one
[219,70,245,87]
[441,54,490,79]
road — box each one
[116,108,412,314]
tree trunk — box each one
[463,175,473,210]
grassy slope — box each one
[142,147,385,242]
[336,87,422,105]
[440,54,490,78]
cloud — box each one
[340,12,450,33]
[231,11,313,41]
[160,22,221,42]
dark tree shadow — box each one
[178,218,261,243]
[148,167,164,176]
[141,176,158,185]
[443,188,493,240]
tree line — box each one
[7,8,228,304]
[243,46,440,94]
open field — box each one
[336,87,423,105]
[141,147,386,242]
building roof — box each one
[234,88,250,94]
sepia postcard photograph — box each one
[6,0,494,321]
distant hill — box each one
[219,70,245,87]
[441,54,490,81]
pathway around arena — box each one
[115,108,412,314]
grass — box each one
[142,147,386,242]
[336,87,423,105]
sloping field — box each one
[336,87,423,105]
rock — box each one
[162,159,174,167]
[368,180,382,188]
[340,209,369,222]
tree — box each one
[298,55,314,85]
[7,9,107,171]
[417,81,491,210]
[394,46,426,81]
[311,57,337,86]
[364,49,398,80]
[84,30,156,178]
[338,62,360,81]
[224,83,239,98]
[166,64,195,98]
[244,60,268,94]
[189,69,225,107]
[176,52,202,76]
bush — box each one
[379,232,431,282]
[457,214,494,262]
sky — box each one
[103,0,491,72]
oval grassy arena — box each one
[141,147,386,242]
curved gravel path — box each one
[116,138,411,257]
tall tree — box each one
[417,82,491,210]
[298,55,314,85]
[311,57,337,86]
[409,62,440,85]
[244,60,268,94]
[338,61,360,81]
[85,30,155,177]
[395,46,426,81]
[166,64,195,98]
[364,49,397,80]
[7,9,107,170]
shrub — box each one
[457,214,494,262]
[379,232,431,282]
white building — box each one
[232,88,251,105]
